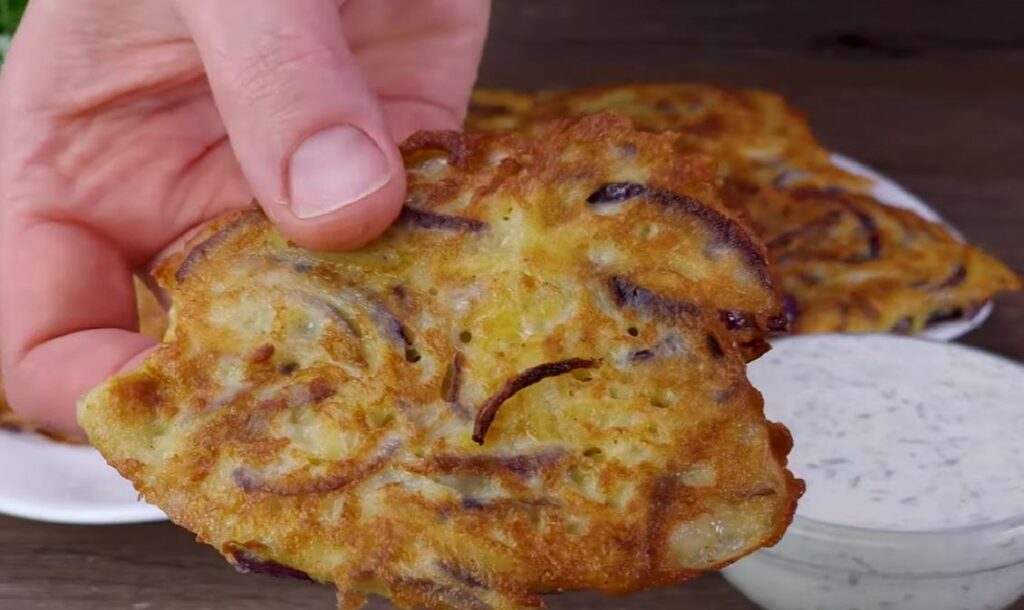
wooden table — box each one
[2,1,1022,608]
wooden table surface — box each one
[2,1,1023,608]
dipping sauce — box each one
[724,334,1024,610]
[754,333,1024,531]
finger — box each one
[176,0,406,251]
[0,0,224,434]
[0,216,157,434]
[342,0,491,140]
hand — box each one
[0,0,490,435]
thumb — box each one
[177,0,406,251]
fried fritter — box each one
[135,278,170,339]
[722,182,1022,333]
[467,83,868,193]
[468,83,1021,334]
[0,278,168,441]
[79,116,801,610]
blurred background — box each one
[0,0,25,54]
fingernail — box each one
[287,125,391,219]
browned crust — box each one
[80,116,800,610]
[466,82,870,194]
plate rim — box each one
[0,429,167,525]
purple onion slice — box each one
[229,548,313,582]
[586,182,648,204]
[176,212,259,283]
[840,199,882,262]
[766,210,843,251]
[428,451,566,476]
[400,207,487,233]
[233,438,401,495]
[472,359,599,445]
[934,264,967,290]
[786,188,882,262]
[630,349,656,362]
[608,276,699,324]
[587,183,772,287]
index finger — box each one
[0,215,157,435]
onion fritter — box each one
[467,84,1021,334]
[80,116,800,610]
[722,183,1021,333]
[467,83,868,193]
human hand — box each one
[0,0,489,435]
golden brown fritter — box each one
[80,116,801,610]
[135,278,170,339]
[468,83,1021,334]
[0,278,168,442]
[467,83,868,193]
[722,182,1022,334]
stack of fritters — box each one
[80,116,801,610]
[467,84,1021,334]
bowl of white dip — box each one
[723,334,1024,610]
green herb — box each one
[0,0,27,35]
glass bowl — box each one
[723,511,1024,610]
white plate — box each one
[0,431,166,524]
[0,156,989,525]
[828,154,991,341]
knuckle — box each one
[230,30,337,104]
